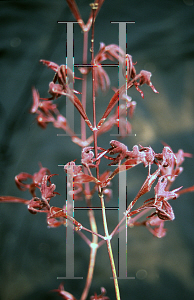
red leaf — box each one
[28,197,49,214]
[52,282,77,300]
[49,206,67,219]
[15,172,33,190]
[74,174,100,184]
[40,59,59,72]
[40,174,59,201]
[31,87,40,113]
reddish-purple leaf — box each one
[49,206,67,219]
[31,87,40,113]
[40,59,59,72]
[74,174,100,184]
[52,282,77,300]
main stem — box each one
[91,6,99,179]
[90,5,120,300]
[80,199,98,300]
[80,28,98,300]
[99,191,121,300]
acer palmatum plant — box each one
[1,1,194,300]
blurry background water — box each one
[0,1,194,299]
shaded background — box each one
[0,0,194,299]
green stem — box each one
[99,191,121,300]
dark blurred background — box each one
[0,0,194,299]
